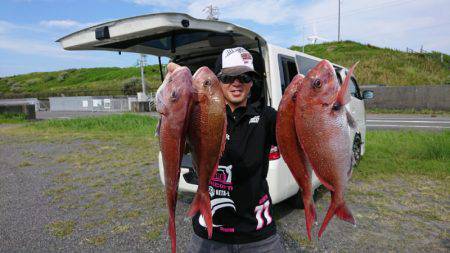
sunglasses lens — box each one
[219,74,252,84]
[218,75,230,84]
[239,74,252,83]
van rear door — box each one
[57,13,266,59]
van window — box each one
[279,56,298,94]
[349,77,361,99]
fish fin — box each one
[155,117,162,137]
[166,171,180,253]
[318,192,355,239]
[336,62,359,106]
[303,197,316,241]
[192,92,207,103]
[345,108,357,129]
[187,192,213,239]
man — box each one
[188,47,284,253]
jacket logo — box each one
[249,116,260,124]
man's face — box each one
[219,75,253,108]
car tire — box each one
[287,190,304,209]
[352,133,362,167]
[287,188,321,209]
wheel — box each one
[352,134,362,167]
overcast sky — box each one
[1,0,449,77]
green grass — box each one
[0,65,162,98]
[28,113,158,137]
[367,108,450,115]
[0,113,27,124]
[291,41,450,85]
[356,130,450,180]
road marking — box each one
[367,119,450,124]
[367,117,450,121]
[367,124,450,129]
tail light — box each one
[269,145,280,160]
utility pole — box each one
[140,54,146,95]
[302,25,305,52]
[203,4,219,20]
[338,0,341,42]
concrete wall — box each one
[361,85,450,111]
[49,96,130,112]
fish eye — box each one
[170,91,177,101]
[312,79,322,88]
[203,80,211,86]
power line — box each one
[358,21,450,39]
[301,0,419,28]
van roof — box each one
[57,12,267,59]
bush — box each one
[121,77,149,95]
[43,75,55,82]
[10,82,23,92]
[57,72,69,82]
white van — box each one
[58,13,373,207]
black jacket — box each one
[192,101,278,244]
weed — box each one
[46,220,76,238]
[83,235,107,246]
[111,224,131,234]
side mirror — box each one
[362,90,374,99]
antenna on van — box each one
[203,4,219,20]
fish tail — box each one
[166,187,178,253]
[187,191,213,238]
[303,198,316,241]
[168,210,176,253]
[318,192,355,239]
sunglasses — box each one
[218,73,253,84]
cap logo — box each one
[221,47,255,73]
[241,52,252,64]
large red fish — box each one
[156,63,194,253]
[276,74,317,241]
[294,60,357,238]
[186,66,227,239]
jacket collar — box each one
[226,100,260,122]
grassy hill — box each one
[0,41,449,98]
[0,65,162,98]
[291,41,450,86]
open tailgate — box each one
[57,12,266,58]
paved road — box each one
[36,111,450,131]
[366,114,450,131]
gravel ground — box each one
[0,126,448,252]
